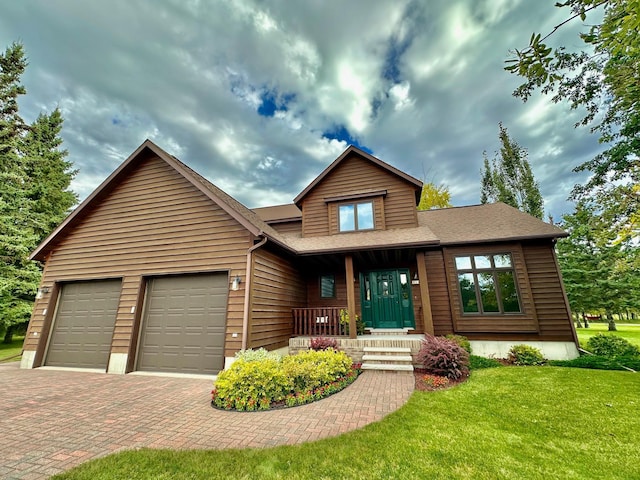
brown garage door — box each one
[45,279,121,369]
[137,273,228,374]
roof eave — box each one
[295,239,440,256]
[438,232,568,247]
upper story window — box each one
[454,253,521,315]
[338,201,374,232]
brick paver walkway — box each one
[0,362,414,479]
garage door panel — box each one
[46,279,120,369]
[137,273,228,374]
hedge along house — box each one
[21,140,579,376]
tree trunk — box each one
[3,325,14,344]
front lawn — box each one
[53,367,640,480]
[0,335,24,363]
[576,322,640,348]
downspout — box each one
[241,236,268,350]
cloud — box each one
[0,0,605,219]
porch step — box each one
[362,354,413,363]
[361,363,414,372]
[361,346,414,372]
[366,328,411,336]
[363,347,412,354]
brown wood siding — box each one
[301,153,418,237]
[423,250,454,335]
[249,248,306,350]
[269,221,302,236]
[307,271,347,307]
[24,155,251,360]
[443,243,539,334]
[523,242,575,341]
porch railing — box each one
[292,307,347,336]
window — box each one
[320,275,335,298]
[454,253,521,314]
[338,201,374,232]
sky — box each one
[1,0,604,220]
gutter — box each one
[241,236,268,350]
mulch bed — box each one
[413,368,469,392]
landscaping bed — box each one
[211,347,362,411]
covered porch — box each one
[291,248,436,339]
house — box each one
[20,140,579,375]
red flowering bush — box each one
[309,336,339,351]
[416,335,470,380]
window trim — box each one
[338,201,375,232]
[454,253,522,315]
[319,274,336,299]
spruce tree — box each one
[0,43,76,343]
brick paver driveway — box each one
[0,362,414,479]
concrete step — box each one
[361,363,414,372]
[362,354,413,363]
[366,328,410,336]
[363,346,412,354]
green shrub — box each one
[213,349,358,411]
[213,358,291,410]
[549,355,640,371]
[416,335,470,380]
[282,349,352,392]
[507,344,545,366]
[469,355,503,370]
[234,347,282,362]
[339,309,366,335]
[585,334,640,358]
[445,334,472,354]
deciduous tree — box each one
[418,182,452,210]
[480,123,544,219]
[505,0,639,240]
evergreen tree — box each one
[417,182,452,210]
[557,199,639,331]
[22,109,77,240]
[480,123,544,219]
[0,43,76,343]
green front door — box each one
[361,269,415,329]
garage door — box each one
[46,279,121,369]
[137,273,228,375]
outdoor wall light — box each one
[231,275,241,291]
[36,286,51,299]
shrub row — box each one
[212,348,357,411]
[585,334,640,358]
[549,355,640,371]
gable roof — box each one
[30,139,290,261]
[418,203,567,245]
[293,145,423,206]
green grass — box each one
[0,335,24,363]
[53,367,640,480]
[576,322,640,348]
